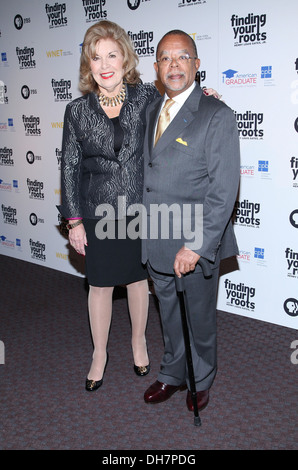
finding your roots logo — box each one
[51,79,72,101]
[224,279,256,311]
[45,3,68,28]
[128,30,154,57]
[231,12,267,46]
[29,239,46,261]
[16,46,36,69]
[285,248,298,278]
[82,0,107,22]
[22,115,41,136]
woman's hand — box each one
[68,223,88,256]
[203,88,222,100]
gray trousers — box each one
[147,262,220,391]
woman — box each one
[59,20,160,391]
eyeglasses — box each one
[156,54,197,66]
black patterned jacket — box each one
[58,83,160,219]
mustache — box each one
[166,71,186,79]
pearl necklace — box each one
[98,84,126,107]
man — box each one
[142,30,240,412]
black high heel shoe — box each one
[85,353,109,392]
[133,363,150,377]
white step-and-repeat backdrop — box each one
[0,0,297,329]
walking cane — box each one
[175,257,212,427]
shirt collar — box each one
[164,81,196,106]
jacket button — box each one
[148,162,152,167]
[146,187,150,192]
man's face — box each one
[154,34,200,98]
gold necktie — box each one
[154,98,175,146]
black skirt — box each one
[84,217,148,287]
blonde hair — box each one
[79,20,141,94]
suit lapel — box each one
[151,85,203,159]
[146,98,163,158]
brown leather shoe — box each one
[186,390,209,412]
[144,380,185,404]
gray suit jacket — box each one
[142,83,240,274]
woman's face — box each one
[90,38,125,96]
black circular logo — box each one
[289,209,298,228]
[30,213,38,226]
[283,298,298,317]
[127,0,141,10]
[26,151,35,164]
[21,85,30,99]
[14,15,23,30]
